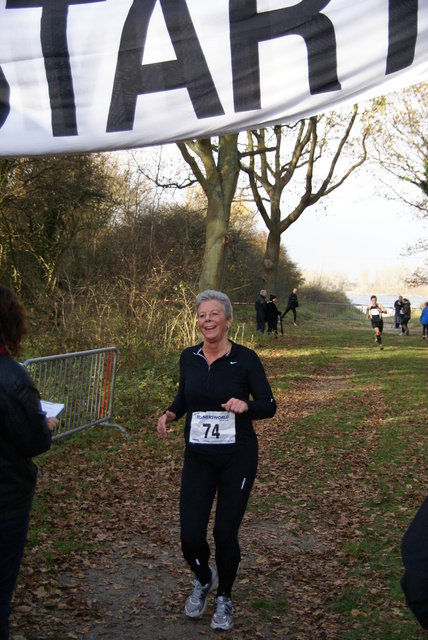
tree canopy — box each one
[371,82,428,284]
[239,106,368,291]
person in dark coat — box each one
[394,295,403,329]
[266,295,281,334]
[400,298,411,336]
[0,286,57,640]
[401,495,428,630]
[281,288,299,325]
[255,289,267,333]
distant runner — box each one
[366,295,387,350]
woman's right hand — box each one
[46,417,59,432]
[157,410,176,437]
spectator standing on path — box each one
[394,295,404,329]
[0,285,58,640]
[255,289,267,333]
[401,298,411,336]
[281,288,299,326]
[157,290,276,632]
[266,295,281,335]
[420,302,428,339]
[366,295,387,350]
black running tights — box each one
[180,444,258,596]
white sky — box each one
[280,176,427,283]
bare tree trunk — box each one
[199,194,230,291]
[178,134,240,291]
[262,228,281,292]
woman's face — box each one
[197,299,229,343]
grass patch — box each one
[250,596,289,620]
[247,322,427,637]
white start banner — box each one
[0,0,428,156]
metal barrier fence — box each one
[316,303,422,324]
[317,302,370,322]
[24,347,126,441]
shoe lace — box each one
[189,579,204,601]
[215,596,232,617]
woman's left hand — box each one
[221,398,248,414]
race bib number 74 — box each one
[189,411,236,445]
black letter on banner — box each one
[386,0,418,74]
[230,0,340,112]
[0,67,11,129]
[107,0,224,133]
[6,0,104,137]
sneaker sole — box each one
[211,620,234,631]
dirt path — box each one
[11,365,359,640]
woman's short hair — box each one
[0,285,28,356]
[195,290,233,321]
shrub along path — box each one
[10,327,428,639]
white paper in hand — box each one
[41,400,65,418]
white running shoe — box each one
[211,595,234,631]
[184,567,218,618]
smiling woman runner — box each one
[157,290,276,631]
